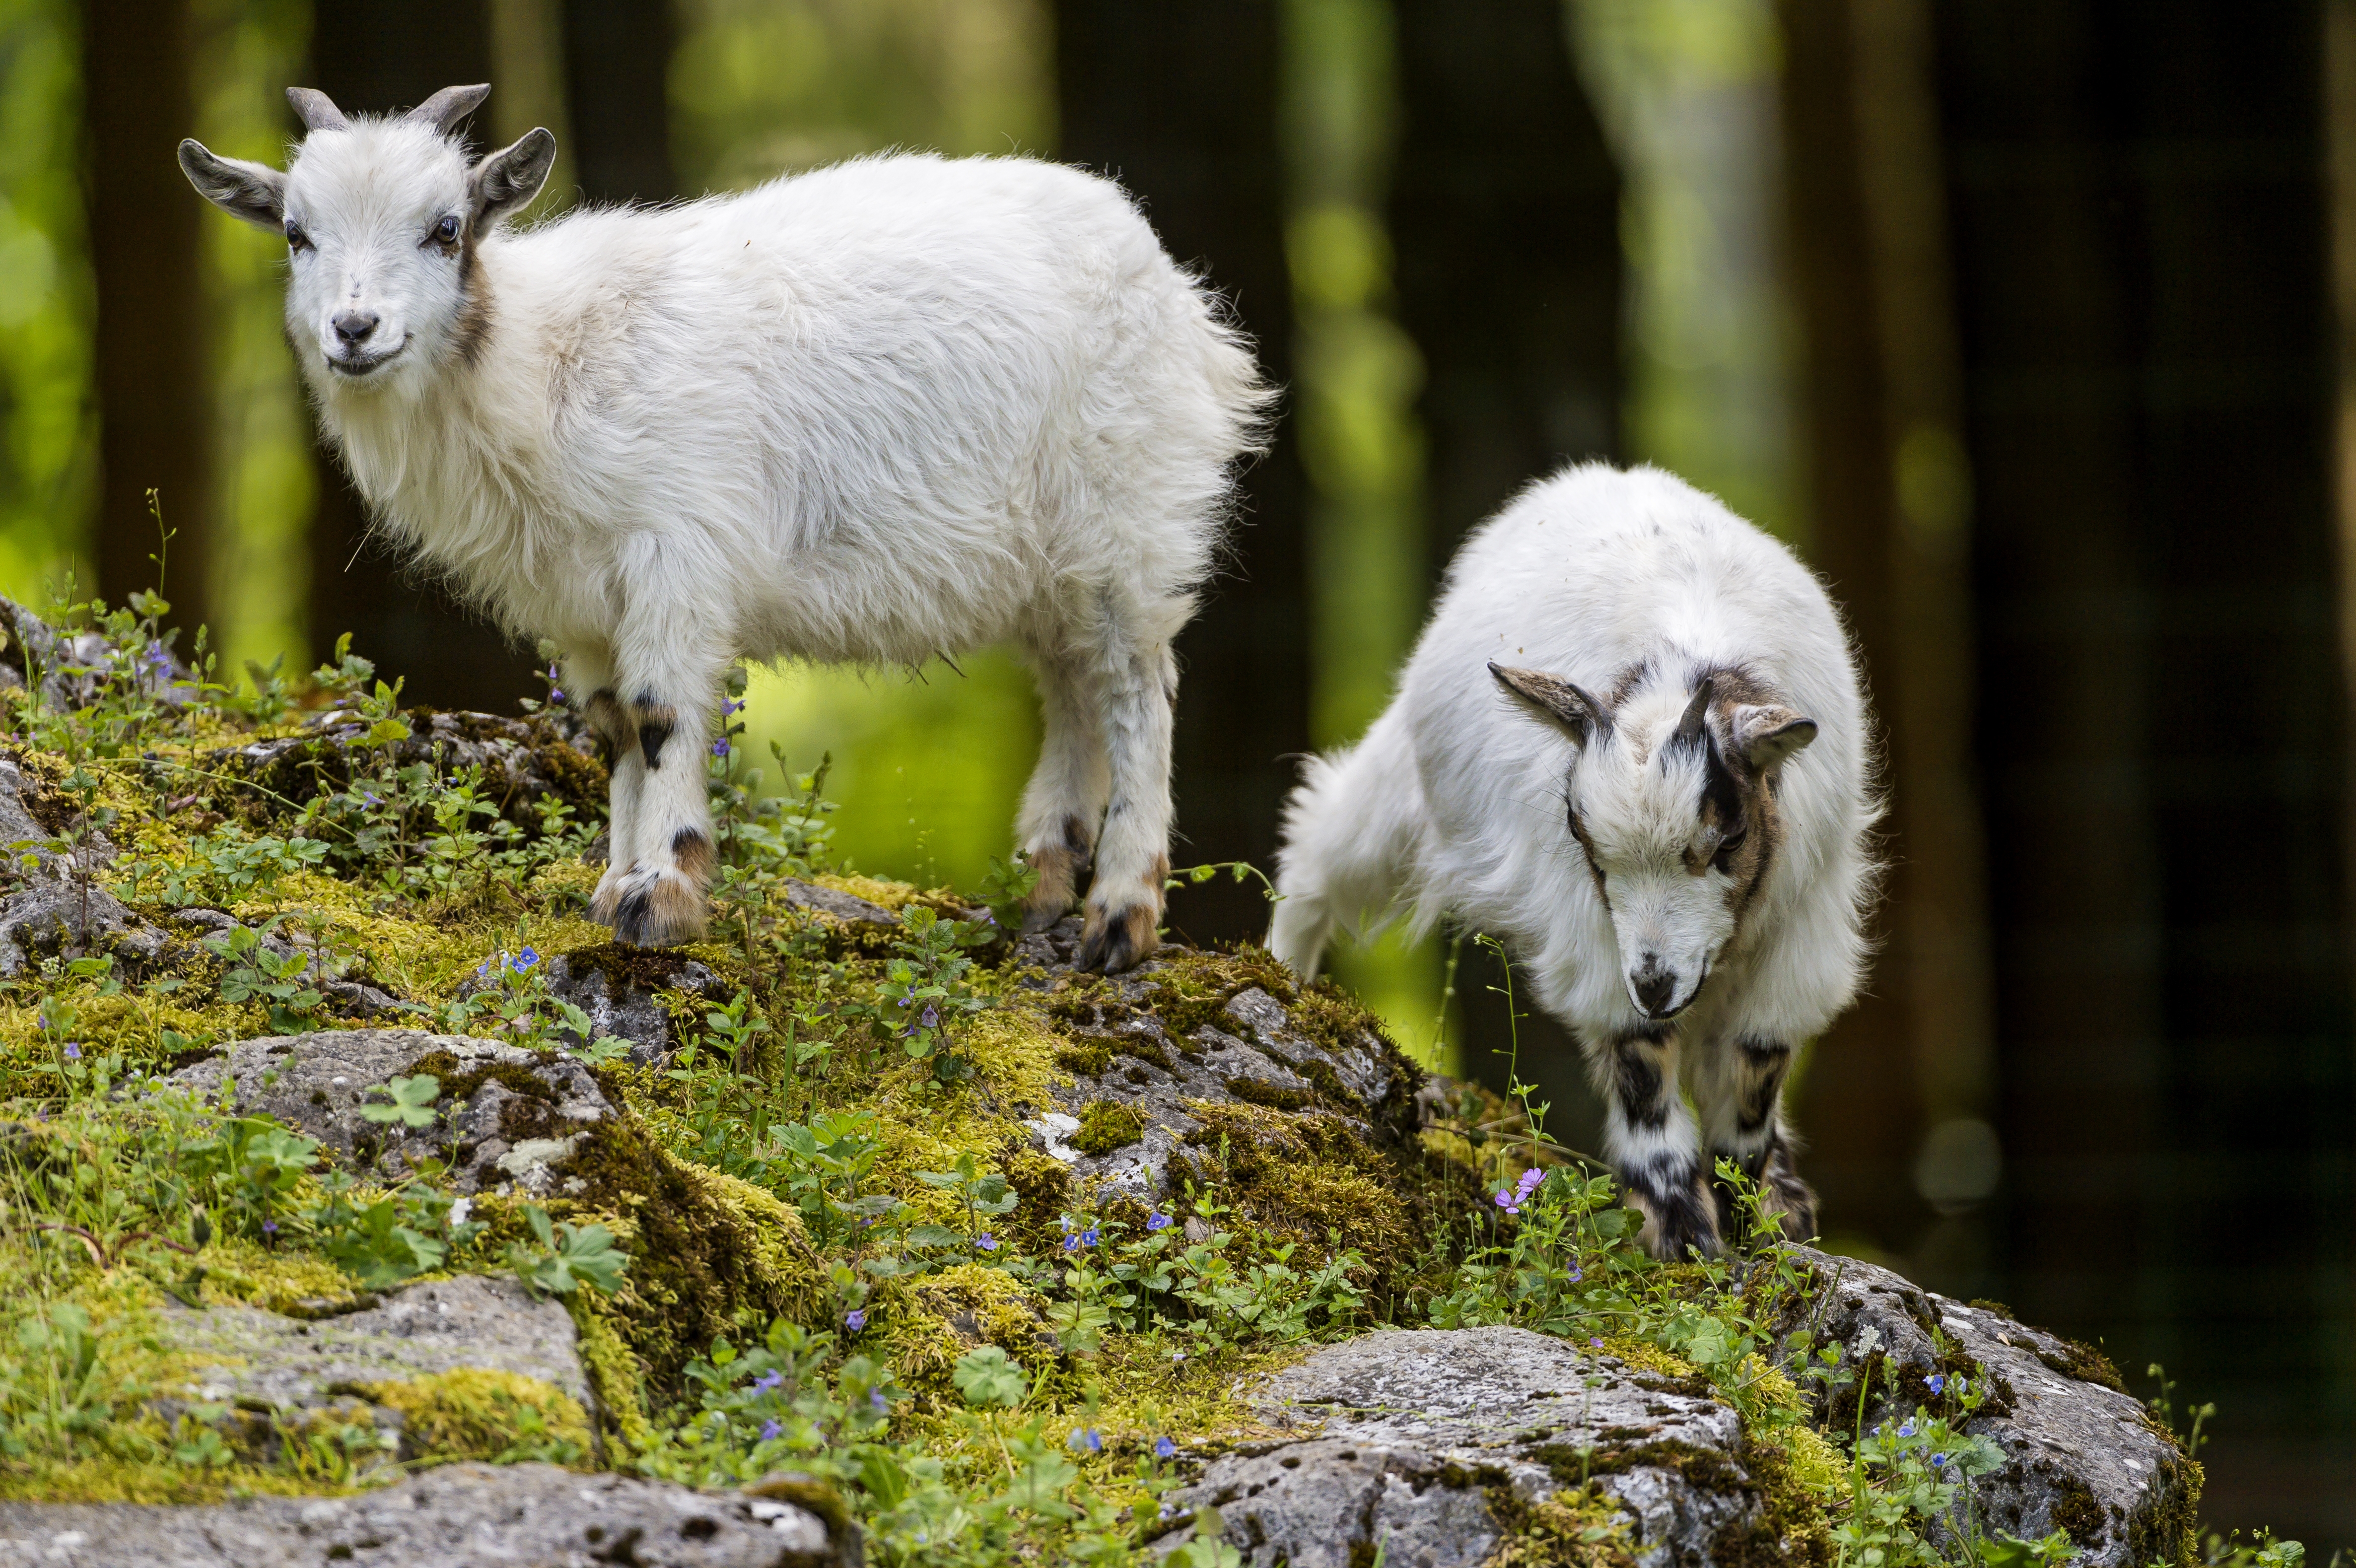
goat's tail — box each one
[1268,706,1427,979]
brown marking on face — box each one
[451,239,493,366]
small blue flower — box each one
[753,1371,784,1392]
[1147,1211,1173,1231]
[513,946,541,971]
[869,1390,887,1412]
[921,1005,939,1029]
[362,790,381,806]
[1926,1373,1946,1396]
[1068,1428,1102,1453]
[1929,1451,1948,1469]
[548,664,560,680]
[1566,1266,1583,1282]
[974,1233,998,1251]
[760,1418,783,1441]
[1897,1419,1918,1439]
[1062,1233,1081,1253]
[1059,1215,1074,1232]
[1952,1377,1968,1398]
[844,1309,866,1332]
[262,1219,278,1235]
[1589,1337,1604,1350]
[549,688,564,703]
[61,1042,80,1061]
[1156,1436,1177,1459]
[712,738,730,757]
[1080,1227,1101,1247]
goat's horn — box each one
[1673,676,1715,747]
[408,83,491,136]
[286,87,348,133]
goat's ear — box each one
[470,129,556,226]
[1731,704,1818,772]
[178,139,285,230]
[1489,662,1609,748]
[409,83,492,136]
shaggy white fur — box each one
[1270,463,1879,1257]
[180,86,1265,969]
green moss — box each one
[1221,1076,1312,1112]
[354,1366,592,1465]
[2035,1335,2127,1394]
[1071,1100,1147,1156]
[567,1290,653,1455]
[2047,1470,2107,1548]
[1483,1478,1639,1568]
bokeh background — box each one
[3,0,2352,1542]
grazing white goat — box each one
[1270,464,1877,1258]
[178,85,1264,970]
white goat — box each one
[178,85,1264,969]
[1271,464,1877,1258]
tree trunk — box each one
[1383,0,1619,1133]
[558,0,675,204]
[84,0,211,636]
[1936,0,2355,1534]
[1054,0,1307,947]
[303,0,538,711]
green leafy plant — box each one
[507,1204,628,1297]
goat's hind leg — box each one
[1077,626,1176,973]
[1697,1035,1818,1244]
[1014,643,1111,936]
[571,654,642,925]
[1589,1025,1719,1260]
[599,592,726,946]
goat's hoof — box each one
[1078,900,1160,973]
[609,864,709,948]
[1018,893,1073,938]
[588,865,630,925]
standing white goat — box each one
[179,85,1264,970]
[1270,464,1877,1258]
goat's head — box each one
[1490,661,1817,1022]
[178,85,554,395]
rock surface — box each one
[162,1273,588,1416]
[0,1463,855,1568]
[1771,1247,2194,1566]
[1160,1326,1759,1568]
[1015,918,1419,1202]
[525,947,724,1063]
[165,1029,617,1196]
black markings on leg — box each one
[636,710,676,769]
[1760,1137,1818,1241]
[1628,1152,1718,1260]
[1735,1036,1793,1139]
[672,826,715,882]
[1611,1027,1673,1130]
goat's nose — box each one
[1631,958,1679,1020]
[332,309,379,346]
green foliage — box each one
[306,1168,482,1289]
[357,1074,440,1130]
[507,1205,628,1298]
[202,920,330,1034]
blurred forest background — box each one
[1,0,2351,1541]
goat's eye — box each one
[1711,827,1747,873]
[284,221,309,251]
[432,215,462,246]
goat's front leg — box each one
[1698,1035,1817,1244]
[565,650,641,919]
[1589,1024,1719,1260]
[589,592,725,948]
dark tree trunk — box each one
[1054,0,1307,947]
[1935,0,2356,1536]
[303,0,537,711]
[1383,0,1619,1135]
[559,0,675,204]
[84,0,211,636]
[1386,0,1620,588]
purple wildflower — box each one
[1146,1211,1173,1231]
[1589,1337,1604,1350]
[753,1371,784,1393]
[513,946,541,971]
[262,1219,278,1235]
[362,790,381,806]
[1897,1419,1918,1439]
[711,738,730,757]
[1068,1428,1102,1453]
[61,1042,80,1061]
[1155,1436,1177,1459]
[760,1418,783,1441]
[974,1233,998,1251]
[549,688,564,703]
[920,1005,939,1029]
[844,1308,867,1332]
[1062,1233,1081,1253]
[869,1390,887,1412]
[1080,1227,1101,1247]
[1926,1373,1946,1396]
